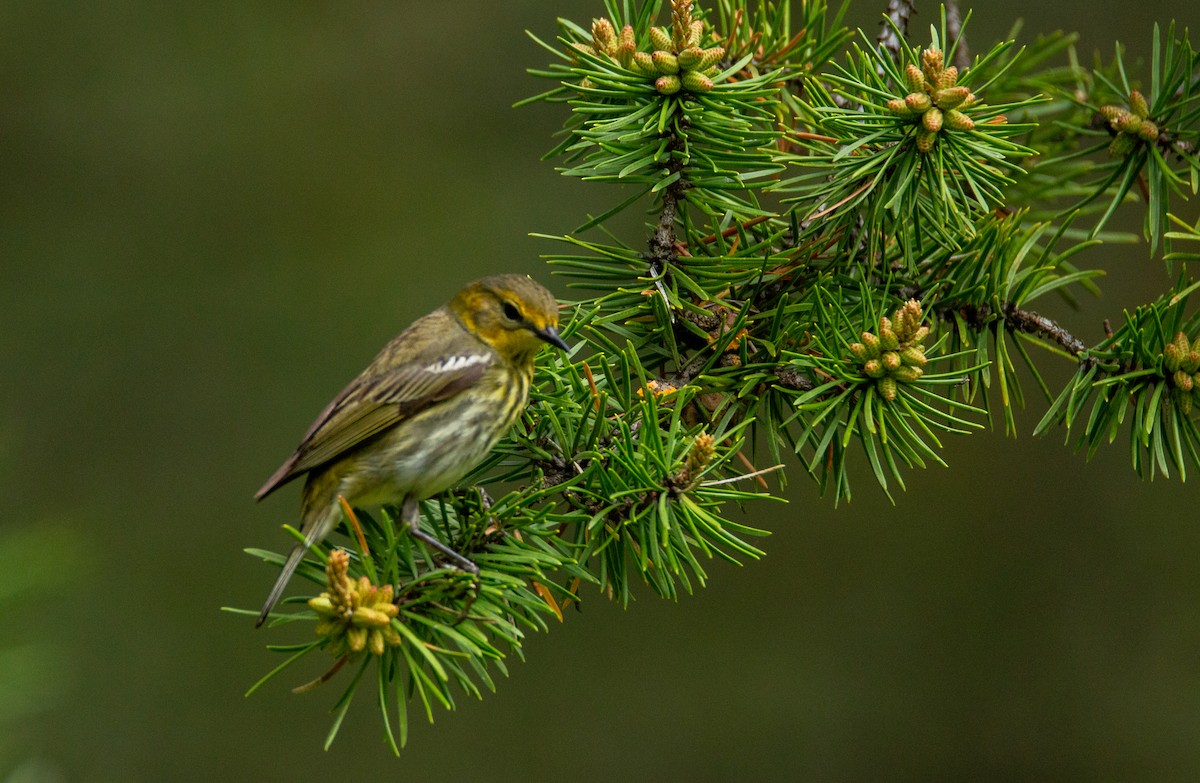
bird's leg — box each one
[401,494,479,575]
[400,494,480,625]
[449,490,489,625]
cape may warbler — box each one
[255,274,567,626]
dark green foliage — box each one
[1038,22,1200,252]
[1036,280,1200,479]
[781,25,1041,264]
[238,0,1200,752]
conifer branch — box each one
[941,302,1090,358]
[646,137,688,313]
[241,1,1200,753]
[1001,304,1089,357]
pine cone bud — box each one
[882,351,902,371]
[933,86,971,110]
[937,65,959,90]
[916,128,938,152]
[1138,120,1159,143]
[864,359,885,378]
[879,326,900,351]
[1179,390,1194,416]
[347,626,368,653]
[685,432,716,477]
[650,26,673,52]
[911,325,930,344]
[849,342,868,360]
[686,20,703,48]
[878,376,898,401]
[904,63,926,92]
[916,126,938,152]
[1099,105,1124,122]
[1108,133,1135,157]
[944,109,975,131]
[681,70,714,92]
[1175,332,1192,359]
[653,50,680,74]
[1129,89,1149,119]
[861,331,881,358]
[888,98,913,116]
[678,46,704,69]
[631,51,656,75]
[698,47,725,70]
[892,365,923,382]
[1175,370,1195,392]
[351,606,392,628]
[898,300,923,339]
[655,74,682,94]
[328,550,353,604]
[900,346,928,367]
[308,595,335,615]
[591,18,616,54]
[905,92,932,113]
[1115,111,1143,134]
[1184,351,1200,375]
[923,106,944,132]
[368,629,387,657]
[1164,343,1182,372]
[921,48,944,83]
[616,26,637,66]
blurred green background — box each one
[3,1,1199,780]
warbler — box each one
[254,274,568,626]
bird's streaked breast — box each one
[339,362,533,504]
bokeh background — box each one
[3,1,1199,780]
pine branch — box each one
[241,0,1200,753]
[1002,304,1089,357]
[646,133,688,312]
[944,301,1090,359]
[773,366,818,392]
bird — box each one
[254,274,568,627]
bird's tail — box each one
[256,544,308,627]
[256,477,340,628]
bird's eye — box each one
[502,301,521,322]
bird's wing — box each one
[254,348,492,500]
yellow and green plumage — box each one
[255,274,567,626]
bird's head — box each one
[450,274,569,363]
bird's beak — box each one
[536,325,570,351]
